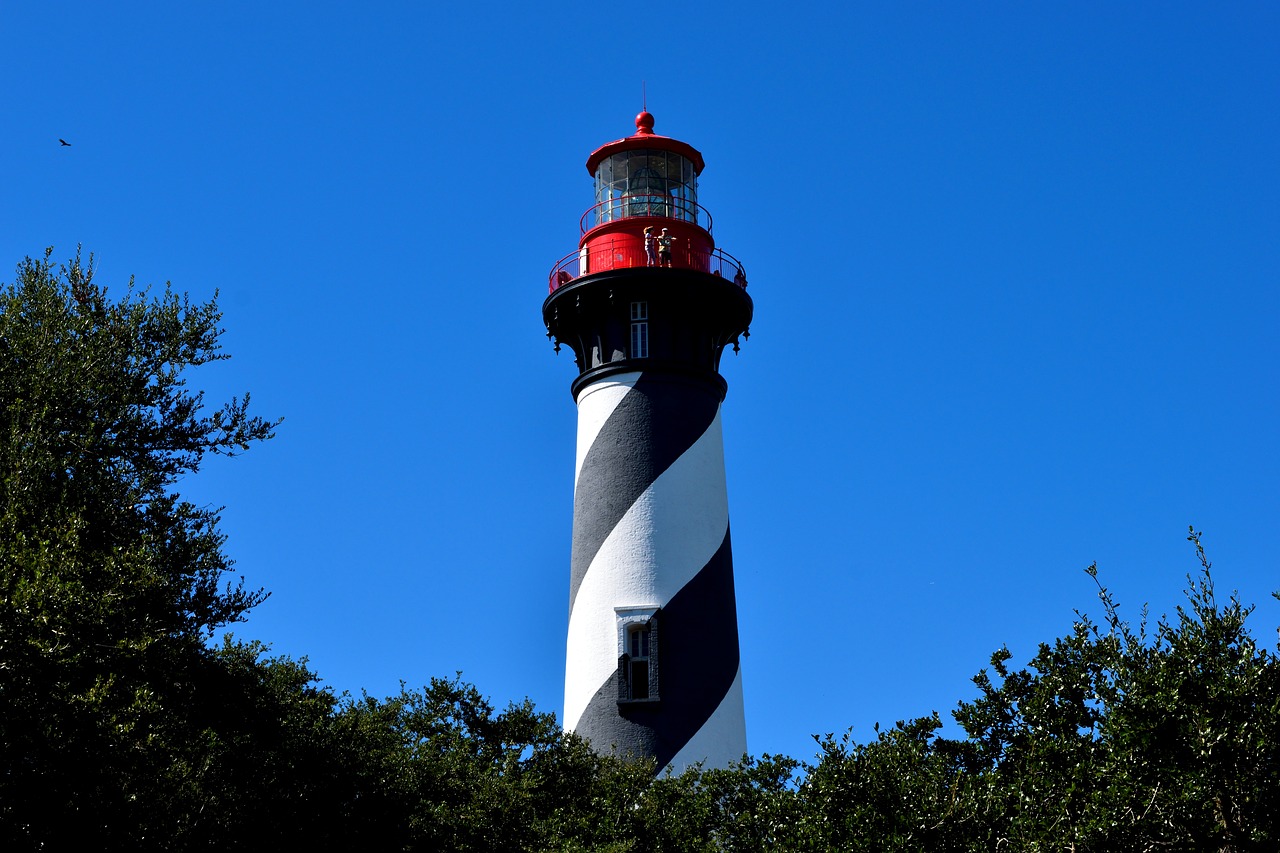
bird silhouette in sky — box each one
[59,139,71,146]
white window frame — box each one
[630,301,649,359]
[615,605,660,703]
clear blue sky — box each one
[4,2,1278,764]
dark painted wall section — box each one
[542,267,752,401]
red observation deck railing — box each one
[549,239,749,294]
[550,196,747,293]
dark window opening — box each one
[627,625,651,700]
[617,609,660,704]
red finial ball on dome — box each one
[635,111,655,135]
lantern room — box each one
[588,112,704,227]
[549,112,747,291]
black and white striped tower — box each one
[543,112,752,771]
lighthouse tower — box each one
[543,112,752,771]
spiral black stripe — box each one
[568,372,720,611]
[572,526,740,769]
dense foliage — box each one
[786,535,1280,852]
[3,251,1277,850]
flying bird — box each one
[59,138,71,146]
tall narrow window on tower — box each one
[615,606,660,703]
[627,624,652,699]
[630,301,649,358]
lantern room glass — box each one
[594,150,699,226]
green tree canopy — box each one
[786,530,1280,852]
[4,250,1277,851]
[0,249,280,845]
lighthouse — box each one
[543,112,752,771]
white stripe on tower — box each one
[572,374,635,486]
[563,370,747,771]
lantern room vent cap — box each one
[584,111,705,176]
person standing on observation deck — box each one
[657,227,673,267]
